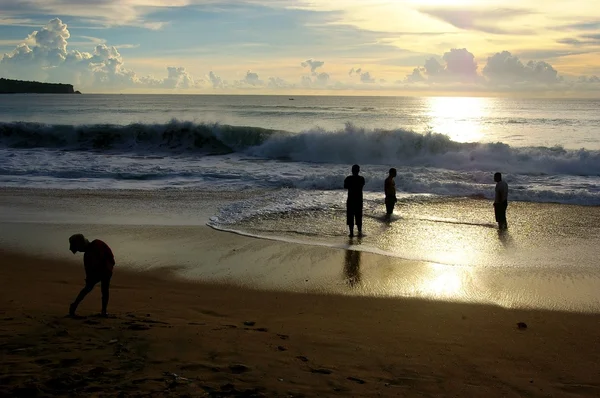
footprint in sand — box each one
[347,376,366,384]
[127,324,151,331]
[228,364,251,374]
[310,368,332,375]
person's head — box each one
[494,172,502,182]
[351,164,360,176]
[69,233,89,254]
[388,168,397,178]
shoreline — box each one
[2,187,600,313]
[2,250,600,397]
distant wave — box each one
[2,120,600,177]
[0,120,275,154]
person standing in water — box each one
[494,172,509,230]
[384,168,397,216]
[344,164,365,237]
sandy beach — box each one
[1,188,600,397]
[2,250,600,397]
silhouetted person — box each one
[68,234,115,317]
[384,168,397,216]
[344,164,365,237]
[494,172,508,230]
[343,249,362,287]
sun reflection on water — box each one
[418,262,469,299]
[425,96,489,143]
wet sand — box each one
[2,188,600,312]
[2,250,600,397]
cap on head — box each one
[494,172,502,182]
[69,233,86,253]
[389,168,397,177]
[351,164,360,175]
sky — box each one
[1,0,599,96]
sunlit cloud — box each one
[1,0,599,96]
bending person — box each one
[68,234,115,317]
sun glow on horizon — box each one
[425,96,488,143]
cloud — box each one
[315,72,329,85]
[0,18,198,90]
[267,76,292,89]
[405,67,425,83]
[300,75,312,87]
[401,48,567,90]
[483,51,561,85]
[424,57,443,76]
[418,7,534,35]
[557,21,600,32]
[404,48,478,84]
[359,71,375,83]
[208,71,224,88]
[0,0,187,28]
[243,70,263,86]
[442,48,478,80]
[301,59,324,73]
[163,66,195,88]
[578,75,600,83]
[300,71,329,87]
[349,67,376,83]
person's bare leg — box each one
[70,282,94,316]
[100,275,111,316]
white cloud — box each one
[243,70,263,86]
[350,67,376,83]
[402,48,479,84]
[443,48,478,81]
[483,51,561,85]
[0,0,188,28]
[208,71,224,88]
[315,72,330,85]
[267,76,293,89]
[301,59,324,73]
[163,66,196,88]
[578,75,600,83]
[0,18,200,90]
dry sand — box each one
[1,249,600,397]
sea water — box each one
[3,94,600,309]
[1,94,599,249]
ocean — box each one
[2,94,599,198]
[2,94,600,309]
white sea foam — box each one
[1,120,599,208]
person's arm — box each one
[343,177,349,190]
[494,184,501,204]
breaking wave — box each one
[1,120,600,177]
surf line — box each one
[206,222,456,265]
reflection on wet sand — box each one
[344,248,362,287]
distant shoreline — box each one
[0,77,81,94]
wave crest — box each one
[1,120,599,177]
